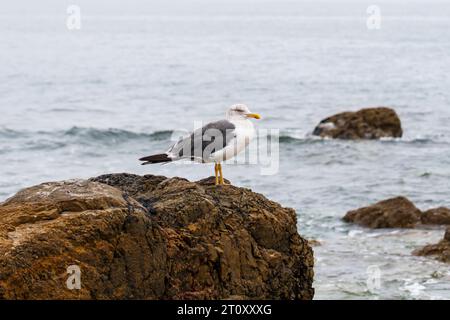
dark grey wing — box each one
[168,120,236,161]
[202,120,236,149]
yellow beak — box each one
[246,113,261,119]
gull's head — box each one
[226,104,261,121]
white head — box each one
[226,104,261,121]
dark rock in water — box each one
[313,107,403,139]
[344,197,450,229]
[0,174,314,300]
[421,207,450,225]
[343,196,421,228]
[413,227,450,263]
[344,197,450,263]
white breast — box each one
[209,119,255,163]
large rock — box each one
[421,207,450,225]
[313,107,403,139]
[0,174,314,300]
[413,227,450,263]
[343,197,421,228]
[344,198,450,263]
[343,197,450,229]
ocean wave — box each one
[269,133,334,144]
[0,127,174,148]
[278,134,303,143]
[2,126,448,147]
[274,134,447,145]
[0,127,346,146]
[63,127,173,142]
[0,127,319,145]
[379,136,445,145]
[0,128,26,138]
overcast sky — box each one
[1,0,449,17]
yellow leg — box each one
[218,163,225,185]
[214,163,219,185]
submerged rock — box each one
[0,174,314,300]
[343,197,421,228]
[413,227,450,263]
[313,107,403,139]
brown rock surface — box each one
[421,207,450,225]
[313,107,403,139]
[413,227,450,263]
[343,197,421,228]
[0,174,314,300]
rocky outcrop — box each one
[0,174,314,300]
[343,197,450,263]
[421,207,450,225]
[343,197,421,228]
[343,197,450,229]
[313,107,403,139]
[413,227,450,263]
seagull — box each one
[139,104,261,185]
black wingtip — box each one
[138,153,172,164]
